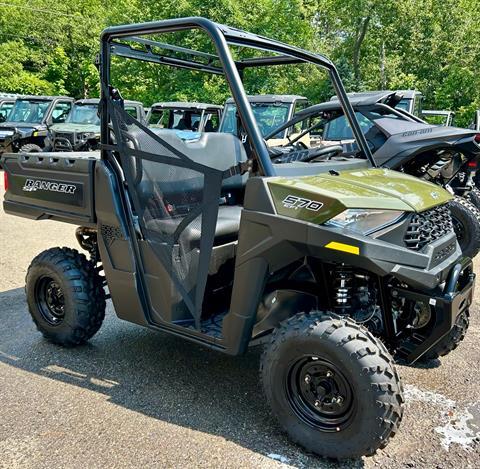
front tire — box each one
[19,143,42,153]
[260,312,404,459]
[449,196,480,258]
[26,247,106,346]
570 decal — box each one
[282,195,323,211]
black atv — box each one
[0,95,74,154]
[266,91,480,258]
[1,18,475,460]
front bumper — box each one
[53,137,97,152]
[394,256,475,363]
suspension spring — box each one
[334,265,353,314]
[75,226,99,264]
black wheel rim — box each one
[285,356,355,432]
[35,276,65,326]
[451,216,465,243]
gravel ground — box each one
[0,175,479,468]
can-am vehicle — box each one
[1,18,475,460]
[0,93,18,123]
[0,95,74,154]
[45,98,146,152]
[147,102,222,132]
[219,95,308,146]
[423,110,455,127]
[266,91,480,258]
[336,90,423,118]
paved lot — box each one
[0,175,479,468]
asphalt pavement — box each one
[0,176,479,468]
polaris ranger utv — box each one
[0,95,74,154]
[45,98,146,152]
[147,101,222,132]
[219,95,308,146]
[1,18,475,460]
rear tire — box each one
[466,187,480,210]
[260,312,404,459]
[25,247,106,346]
[19,143,42,153]
[449,196,480,258]
[422,310,469,360]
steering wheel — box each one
[294,141,309,150]
[300,145,344,163]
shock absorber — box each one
[333,265,353,315]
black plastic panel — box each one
[1,152,97,225]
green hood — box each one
[50,123,100,134]
[268,168,452,224]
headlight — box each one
[325,209,405,235]
[81,132,96,139]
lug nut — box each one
[314,400,320,407]
[326,371,334,377]
[304,374,311,383]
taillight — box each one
[474,134,480,144]
[3,171,8,192]
[468,160,478,168]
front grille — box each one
[55,132,75,143]
[404,204,453,251]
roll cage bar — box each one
[100,16,377,175]
[263,101,423,142]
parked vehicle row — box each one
[0,17,478,461]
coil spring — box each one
[334,265,353,314]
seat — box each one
[128,127,249,198]
[123,128,248,249]
[204,120,215,132]
[175,118,189,130]
[146,205,242,249]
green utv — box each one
[1,18,475,460]
[44,98,146,152]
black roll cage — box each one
[99,16,377,175]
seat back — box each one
[127,128,248,200]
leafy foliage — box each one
[0,0,478,126]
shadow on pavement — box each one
[0,287,365,468]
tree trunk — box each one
[380,40,386,88]
[353,16,371,83]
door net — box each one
[108,99,234,327]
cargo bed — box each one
[1,151,99,226]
